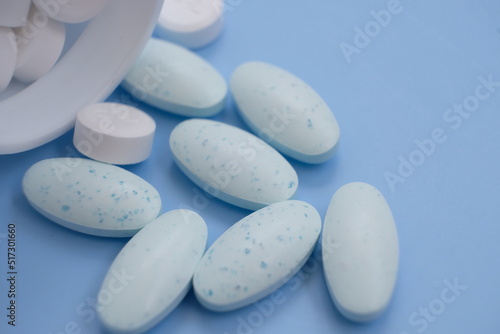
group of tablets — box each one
[16,1,400,333]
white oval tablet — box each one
[231,61,340,164]
[0,0,31,27]
[14,6,66,84]
[322,182,399,322]
[0,27,17,93]
[194,200,321,311]
[33,0,109,23]
[22,158,162,237]
[73,103,156,165]
[122,38,227,117]
[156,0,223,49]
[169,119,298,210]
[98,209,207,333]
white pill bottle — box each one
[0,0,164,155]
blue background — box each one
[1,0,499,333]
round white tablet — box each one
[13,6,66,84]
[0,0,32,27]
[73,103,156,165]
[156,0,224,49]
[0,27,17,93]
[32,0,109,24]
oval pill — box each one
[169,119,298,210]
[322,182,399,322]
[33,0,109,24]
[231,61,340,164]
[22,158,161,237]
[122,38,227,117]
[73,102,156,165]
[98,209,208,333]
[156,0,224,49]
[14,5,66,84]
[0,27,17,93]
[194,200,321,311]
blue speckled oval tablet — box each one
[22,158,161,237]
[169,119,299,210]
[231,61,340,164]
[121,38,227,117]
[98,210,208,333]
[193,200,321,311]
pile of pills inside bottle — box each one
[0,0,108,93]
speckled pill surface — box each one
[98,210,208,334]
[169,119,298,210]
[22,158,161,237]
[193,200,321,312]
[231,61,340,164]
[122,38,227,117]
[322,182,399,322]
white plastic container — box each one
[0,0,164,154]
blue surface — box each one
[1,0,500,333]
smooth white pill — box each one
[0,0,31,27]
[0,27,17,93]
[14,5,66,84]
[22,158,162,237]
[194,200,321,311]
[231,61,340,164]
[155,0,223,49]
[73,103,156,165]
[322,182,399,322]
[170,119,298,210]
[98,210,208,333]
[122,38,227,117]
[33,0,109,24]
